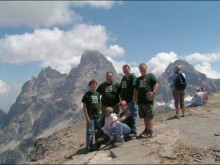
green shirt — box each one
[120,73,137,103]
[96,82,120,106]
[81,91,101,119]
[135,73,158,104]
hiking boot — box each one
[139,128,147,138]
[174,115,180,119]
[140,130,153,138]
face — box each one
[106,72,113,84]
[120,104,127,111]
[139,65,147,76]
[123,66,130,76]
[106,110,113,117]
[89,83,97,92]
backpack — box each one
[175,73,187,90]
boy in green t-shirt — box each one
[135,63,159,138]
[82,79,101,154]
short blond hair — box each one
[123,64,130,70]
[175,65,182,73]
[139,63,147,69]
[106,107,113,113]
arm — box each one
[83,103,90,123]
[148,82,159,99]
[110,116,126,126]
[132,88,138,102]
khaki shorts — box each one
[138,104,154,119]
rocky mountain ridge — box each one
[0,50,120,164]
[0,50,220,164]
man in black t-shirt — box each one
[120,64,138,136]
[96,71,120,127]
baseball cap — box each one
[119,100,127,105]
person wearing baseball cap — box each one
[108,100,133,146]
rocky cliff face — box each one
[0,109,5,120]
[156,60,220,104]
[0,53,220,164]
[0,50,120,164]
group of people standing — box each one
[82,63,159,153]
[82,63,209,153]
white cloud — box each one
[194,62,220,79]
[0,1,121,28]
[0,1,82,28]
[147,52,178,76]
[106,56,140,77]
[0,80,10,95]
[186,52,220,63]
[71,1,122,9]
[0,82,21,112]
[185,52,220,79]
[0,24,125,73]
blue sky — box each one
[0,1,220,112]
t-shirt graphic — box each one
[105,85,113,93]
[139,79,147,88]
[91,95,99,104]
[121,80,127,89]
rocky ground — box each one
[28,92,220,164]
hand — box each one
[147,92,154,100]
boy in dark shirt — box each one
[82,79,101,153]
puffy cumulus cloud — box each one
[147,52,178,76]
[71,1,122,9]
[0,82,21,112]
[186,52,220,63]
[0,1,81,28]
[106,56,140,77]
[185,52,220,79]
[0,80,10,95]
[194,62,220,79]
[0,24,125,73]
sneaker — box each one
[85,147,95,154]
[113,141,124,147]
[130,130,137,137]
[181,114,185,117]
[106,134,116,145]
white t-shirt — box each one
[103,113,118,135]
[192,91,205,106]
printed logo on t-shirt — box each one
[105,85,113,93]
[91,95,99,104]
[121,81,127,89]
[139,79,147,88]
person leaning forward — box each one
[96,71,120,127]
